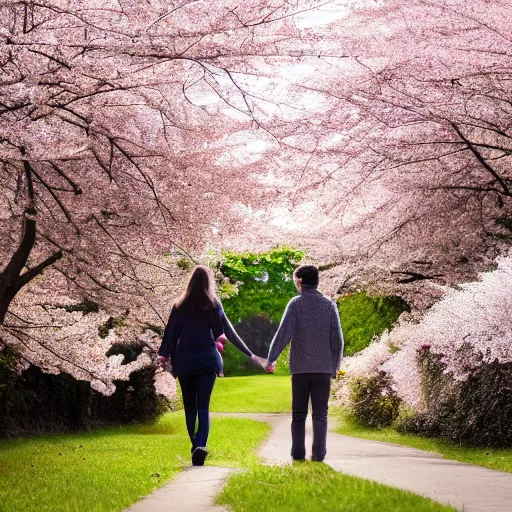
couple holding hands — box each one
[157,264,344,467]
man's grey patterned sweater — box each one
[267,286,344,376]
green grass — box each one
[210,375,291,412]
[207,417,270,468]
[217,462,457,512]
[0,413,269,512]
[335,409,512,473]
[338,292,409,355]
[6,371,507,512]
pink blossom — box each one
[334,255,512,411]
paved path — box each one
[258,413,512,512]
[124,413,279,512]
[125,466,231,512]
[126,412,512,512]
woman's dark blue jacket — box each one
[158,302,252,377]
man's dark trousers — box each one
[291,372,331,461]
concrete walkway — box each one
[124,414,280,512]
[125,466,231,512]
[126,412,512,512]
[259,413,512,512]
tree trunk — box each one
[0,214,62,324]
[0,214,36,323]
[1,158,64,324]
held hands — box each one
[250,354,275,373]
[250,354,267,370]
[266,361,276,374]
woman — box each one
[157,265,266,466]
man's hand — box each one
[265,361,276,374]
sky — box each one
[293,0,354,28]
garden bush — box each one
[408,351,512,447]
[349,372,401,428]
[337,257,512,447]
[393,404,424,434]
[339,345,512,447]
[0,343,171,437]
[0,361,92,437]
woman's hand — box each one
[216,334,227,353]
[250,354,267,369]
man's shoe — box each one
[311,456,324,462]
[192,446,208,466]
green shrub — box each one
[98,342,171,423]
[218,246,304,375]
[0,343,171,437]
[409,351,512,447]
[0,364,92,437]
[219,246,304,325]
[337,292,410,355]
[343,349,512,447]
[349,373,401,428]
[393,404,426,434]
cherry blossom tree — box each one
[0,0,327,393]
[3,0,512,399]
[334,254,512,443]
[253,0,512,295]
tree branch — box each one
[17,251,63,290]
[390,270,445,284]
[452,123,511,197]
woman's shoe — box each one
[192,446,208,466]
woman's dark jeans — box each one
[291,373,331,461]
[179,373,216,449]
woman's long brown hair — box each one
[175,265,219,311]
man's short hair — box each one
[293,265,319,287]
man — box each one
[266,265,344,462]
